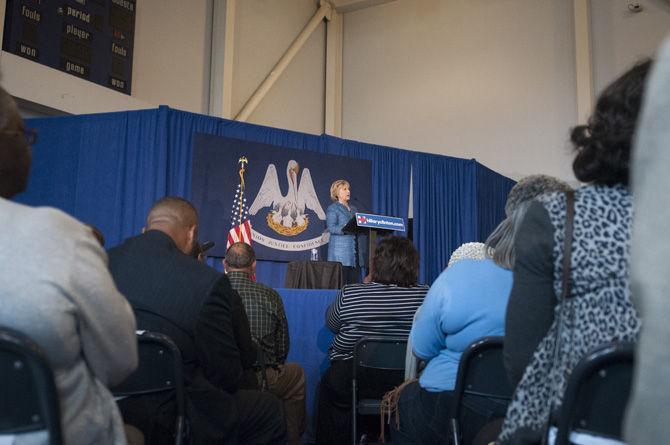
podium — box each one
[342,212,406,269]
[284,261,343,289]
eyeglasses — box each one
[0,127,38,145]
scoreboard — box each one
[3,0,136,95]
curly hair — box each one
[371,236,419,287]
[571,60,652,186]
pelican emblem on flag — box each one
[249,160,326,236]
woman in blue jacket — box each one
[326,179,358,283]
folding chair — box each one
[552,342,634,445]
[0,327,63,444]
[113,331,187,445]
[352,336,407,445]
[449,336,514,445]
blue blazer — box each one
[326,202,357,267]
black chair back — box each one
[113,330,187,445]
[553,342,634,445]
[352,336,407,445]
[0,327,63,444]
[450,336,514,445]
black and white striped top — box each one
[326,282,428,361]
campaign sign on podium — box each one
[342,212,406,270]
[354,213,406,232]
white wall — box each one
[3,0,669,179]
[132,0,213,113]
[591,0,670,94]
[2,0,327,131]
[341,0,670,182]
[232,0,325,134]
[342,0,578,181]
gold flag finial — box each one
[237,157,248,221]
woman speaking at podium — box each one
[326,179,359,284]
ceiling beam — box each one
[330,0,397,13]
[573,0,594,124]
[235,1,333,122]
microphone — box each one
[350,196,370,214]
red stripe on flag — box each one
[226,220,252,250]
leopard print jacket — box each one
[497,184,640,444]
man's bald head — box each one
[0,86,32,198]
[146,196,197,228]
[145,197,198,254]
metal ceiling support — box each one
[209,0,236,118]
[325,7,343,136]
[573,0,594,124]
[235,1,333,122]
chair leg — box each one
[175,415,185,445]
[450,418,460,445]
[352,379,357,445]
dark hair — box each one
[571,60,652,186]
[225,242,256,269]
[371,236,419,287]
[87,224,105,247]
[0,86,31,199]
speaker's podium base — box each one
[284,261,344,289]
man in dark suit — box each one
[108,196,286,444]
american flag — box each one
[227,160,253,250]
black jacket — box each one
[107,230,256,442]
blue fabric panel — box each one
[475,163,516,241]
[19,109,167,248]
[411,154,478,285]
[278,288,337,434]
[21,106,511,289]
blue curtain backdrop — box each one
[20,106,513,286]
[475,163,516,241]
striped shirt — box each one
[326,282,428,361]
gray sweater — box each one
[0,198,137,444]
[626,38,670,445]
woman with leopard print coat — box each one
[497,60,652,444]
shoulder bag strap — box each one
[561,190,575,300]
[542,190,575,444]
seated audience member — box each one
[192,241,259,389]
[107,197,286,444]
[316,236,428,445]
[390,175,570,445]
[226,277,261,390]
[403,242,487,381]
[498,60,651,444]
[0,86,138,444]
[625,41,670,444]
[225,242,307,445]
